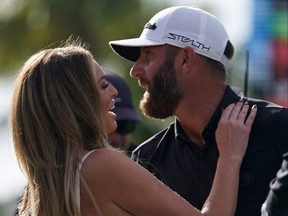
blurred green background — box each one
[0,0,287,215]
[0,0,176,145]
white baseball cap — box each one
[109,6,232,66]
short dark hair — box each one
[224,40,234,60]
[203,40,234,80]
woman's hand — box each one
[202,101,257,216]
[216,101,257,162]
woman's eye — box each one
[101,82,110,89]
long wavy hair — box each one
[11,38,109,215]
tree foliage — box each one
[0,0,148,73]
[0,0,172,145]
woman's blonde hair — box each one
[11,38,109,215]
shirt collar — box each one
[174,85,241,144]
[204,85,241,142]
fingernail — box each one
[239,98,244,102]
[244,101,248,105]
[252,104,257,109]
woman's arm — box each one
[82,102,257,216]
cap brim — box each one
[113,106,141,122]
[109,38,164,62]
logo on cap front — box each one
[144,22,157,30]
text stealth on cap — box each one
[109,6,231,66]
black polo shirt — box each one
[132,85,288,216]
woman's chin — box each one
[106,121,117,135]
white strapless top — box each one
[75,149,97,210]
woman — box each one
[12,38,257,216]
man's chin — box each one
[140,104,171,120]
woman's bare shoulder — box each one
[85,148,131,165]
[81,148,135,181]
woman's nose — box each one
[110,84,118,98]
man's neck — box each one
[175,83,226,146]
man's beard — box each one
[139,55,184,119]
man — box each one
[105,72,141,154]
[109,6,288,216]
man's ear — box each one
[180,47,195,73]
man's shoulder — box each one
[247,97,288,118]
[247,98,288,141]
[247,97,284,108]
